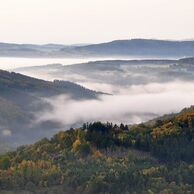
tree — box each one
[120,123,125,130]
[0,156,11,170]
[72,139,91,157]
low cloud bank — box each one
[36,81,194,127]
[79,80,194,94]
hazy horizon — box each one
[1,0,194,44]
[1,37,194,46]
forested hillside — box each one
[0,70,99,100]
[0,70,101,147]
[1,106,194,193]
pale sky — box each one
[0,0,194,44]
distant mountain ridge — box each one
[66,39,194,57]
[1,39,194,58]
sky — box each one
[0,0,194,44]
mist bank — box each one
[37,81,194,127]
[0,57,125,70]
[1,57,194,147]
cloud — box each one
[36,81,194,127]
[2,129,12,137]
[77,82,117,94]
[79,80,194,95]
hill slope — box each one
[0,70,101,146]
[60,39,194,58]
[14,57,194,89]
[2,39,194,58]
[1,107,194,193]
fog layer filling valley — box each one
[37,81,194,126]
[1,58,194,146]
[15,59,194,127]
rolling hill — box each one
[1,39,194,58]
[60,39,194,58]
[0,106,194,193]
[0,70,102,147]
[14,57,194,90]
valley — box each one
[1,0,194,193]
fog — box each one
[0,57,115,70]
[1,129,12,137]
[80,81,194,94]
[0,57,155,70]
[36,81,194,126]
[13,58,194,96]
[12,59,194,126]
[1,57,194,146]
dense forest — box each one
[1,106,194,193]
